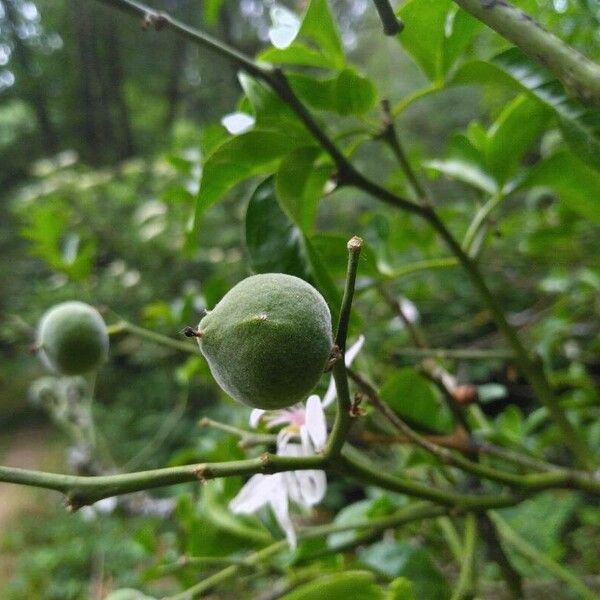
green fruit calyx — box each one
[195,273,333,410]
[37,301,109,375]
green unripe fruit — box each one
[37,301,109,375]
[197,273,333,410]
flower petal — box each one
[305,395,327,452]
[345,335,365,366]
[269,484,296,549]
[229,474,271,514]
[295,469,327,506]
[322,336,365,408]
[249,409,265,429]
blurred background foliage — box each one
[0,0,599,598]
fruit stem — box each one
[325,236,363,457]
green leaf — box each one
[425,134,498,194]
[380,368,453,433]
[310,233,381,279]
[386,578,417,600]
[190,130,296,238]
[328,496,396,548]
[451,48,600,171]
[360,541,450,600]
[287,69,378,116]
[280,571,384,600]
[303,235,342,327]
[485,94,551,185]
[397,0,479,82]
[245,177,311,279]
[333,69,378,115]
[518,151,600,223]
[202,0,223,24]
[275,147,332,231]
[258,0,344,69]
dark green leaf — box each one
[380,368,453,433]
[275,147,332,231]
[245,177,311,279]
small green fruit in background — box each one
[37,301,109,375]
[196,273,333,410]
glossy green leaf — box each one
[486,94,551,185]
[517,151,600,223]
[258,0,344,69]
[360,541,450,600]
[397,0,479,82]
[245,177,311,279]
[275,147,332,231]
[190,130,296,237]
[380,368,453,433]
[280,571,384,600]
[451,48,600,171]
[238,73,310,141]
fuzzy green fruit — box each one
[197,273,333,410]
[37,301,109,375]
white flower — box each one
[229,439,327,549]
[229,335,365,548]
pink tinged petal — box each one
[249,409,266,429]
[305,395,327,452]
[265,411,295,428]
[229,474,272,514]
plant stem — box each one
[453,0,600,105]
[451,513,477,600]
[380,99,429,202]
[462,191,505,256]
[94,0,270,79]
[371,0,404,35]
[393,347,513,360]
[422,208,594,468]
[392,82,441,117]
[166,501,448,599]
[380,256,458,279]
[326,236,363,457]
[490,511,597,600]
[107,321,197,354]
[347,369,596,491]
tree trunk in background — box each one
[2,0,58,154]
[71,0,104,163]
[101,11,135,158]
[163,32,187,132]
